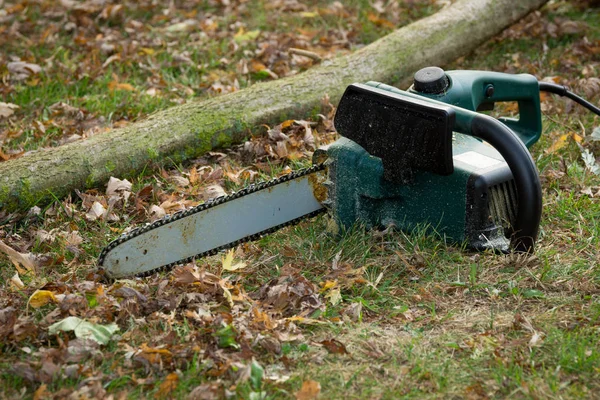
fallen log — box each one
[0,0,548,212]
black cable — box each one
[539,81,600,116]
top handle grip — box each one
[409,69,543,148]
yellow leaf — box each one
[546,134,569,154]
[139,47,155,55]
[108,81,136,92]
[325,287,342,306]
[286,316,326,325]
[546,132,582,154]
[319,280,337,292]
[219,280,234,308]
[300,11,319,18]
[234,28,260,42]
[221,249,247,272]
[28,290,57,308]
[281,119,294,129]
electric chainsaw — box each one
[98,67,600,279]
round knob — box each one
[413,66,449,94]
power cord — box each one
[538,81,600,116]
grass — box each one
[1,0,600,399]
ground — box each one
[1,0,599,399]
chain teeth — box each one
[97,163,327,278]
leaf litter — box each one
[1,0,600,398]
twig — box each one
[288,48,322,62]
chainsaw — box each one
[98,67,600,279]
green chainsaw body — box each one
[321,70,543,251]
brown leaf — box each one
[203,184,227,200]
[320,338,349,354]
[187,383,222,399]
[106,177,132,197]
[149,204,167,222]
[0,239,38,275]
[156,372,179,398]
[0,102,19,118]
[33,384,49,400]
[0,307,17,339]
[7,61,42,81]
[295,380,321,400]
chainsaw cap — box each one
[414,66,449,94]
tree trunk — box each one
[0,0,548,212]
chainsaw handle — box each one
[469,114,542,252]
[408,69,543,148]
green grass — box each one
[1,0,600,398]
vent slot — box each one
[487,179,518,235]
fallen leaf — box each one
[325,287,342,306]
[48,316,119,344]
[7,61,42,80]
[0,102,19,118]
[156,372,179,398]
[0,307,17,339]
[591,126,600,141]
[204,184,227,200]
[546,132,582,154]
[295,380,321,400]
[149,204,167,222]
[580,146,600,175]
[320,338,348,354]
[0,239,37,275]
[106,177,132,197]
[166,19,197,33]
[10,272,25,290]
[86,201,106,221]
[108,81,136,92]
[221,249,247,272]
[33,384,48,400]
[28,290,57,309]
[234,28,261,42]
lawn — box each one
[1,0,599,398]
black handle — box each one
[471,114,542,252]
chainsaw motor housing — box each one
[327,69,543,252]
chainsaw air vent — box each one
[487,179,518,235]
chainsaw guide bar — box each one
[98,163,326,279]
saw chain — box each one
[97,163,326,278]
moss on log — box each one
[0,0,548,212]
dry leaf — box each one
[0,240,37,275]
[108,81,136,92]
[325,287,342,306]
[33,384,48,400]
[106,177,132,197]
[204,184,227,200]
[295,380,321,400]
[320,338,349,354]
[156,372,179,398]
[28,290,57,309]
[7,61,42,80]
[86,201,106,221]
[149,205,167,222]
[0,102,19,118]
[221,249,247,272]
[10,272,25,290]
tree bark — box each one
[0,0,548,212]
